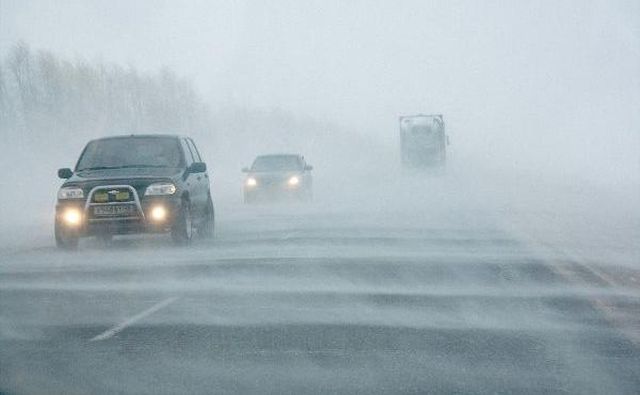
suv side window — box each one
[181,139,194,166]
[187,139,202,162]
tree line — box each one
[0,42,369,171]
[0,42,212,153]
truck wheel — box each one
[55,221,79,250]
[198,195,215,239]
[171,200,193,245]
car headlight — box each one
[58,187,84,200]
[288,176,300,186]
[246,177,257,187]
[145,183,176,196]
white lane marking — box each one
[89,297,179,342]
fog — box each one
[2,1,639,184]
[1,1,639,394]
[1,0,638,248]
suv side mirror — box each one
[305,165,313,171]
[241,167,250,173]
[58,168,73,179]
[189,162,207,173]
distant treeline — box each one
[0,42,211,150]
[0,42,372,171]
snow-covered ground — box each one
[1,170,638,394]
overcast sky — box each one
[1,0,638,182]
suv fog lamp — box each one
[150,205,167,221]
[63,208,82,226]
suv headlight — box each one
[145,182,176,196]
[58,187,84,200]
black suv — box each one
[55,134,214,248]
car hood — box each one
[70,167,182,181]
[62,167,183,198]
[248,171,301,178]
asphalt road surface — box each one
[1,193,639,394]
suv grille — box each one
[91,188,135,203]
[85,185,144,221]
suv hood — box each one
[62,167,183,198]
[69,167,182,181]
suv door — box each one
[180,138,202,217]
[183,138,208,219]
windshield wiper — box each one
[77,164,168,171]
[76,166,123,171]
[113,165,169,169]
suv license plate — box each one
[93,205,136,217]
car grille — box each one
[86,185,144,221]
[257,176,288,187]
[91,187,135,203]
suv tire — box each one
[171,200,193,245]
[198,195,215,239]
[55,221,79,250]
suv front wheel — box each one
[55,221,79,250]
[197,195,215,239]
[171,200,193,245]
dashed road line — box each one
[89,296,179,342]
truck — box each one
[399,114,448,169]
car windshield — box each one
[251,156,301,171]
[76,137,182,171]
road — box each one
[1,184,639,394]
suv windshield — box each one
[251,155,301,171]
[76,137,183,171]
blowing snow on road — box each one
[1,1,639,394]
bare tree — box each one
[1,41,212,153]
